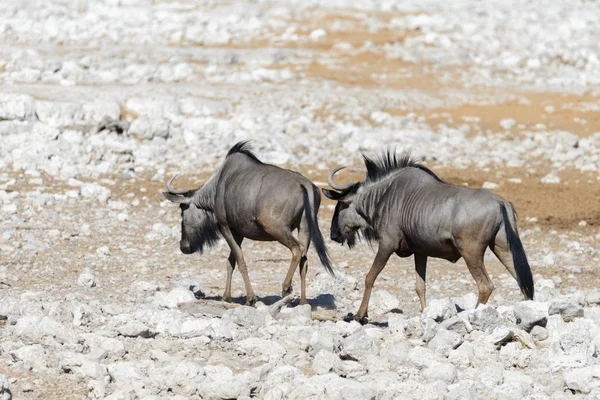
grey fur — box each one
[163,141,334,305]
[323,149,533,323]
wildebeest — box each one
[322,150,534,323]
[163,141,334,306]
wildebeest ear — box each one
[162,192,191,204]
[322,188,344,200]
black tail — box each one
[301,185,335,277]
[500,203,534,300]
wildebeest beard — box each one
[343,226,377,249]
[187,209,221,253]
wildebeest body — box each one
[217,160,306,241]
[164,141,334,306]
[324,151,533,323]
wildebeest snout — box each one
[180,241,193,254]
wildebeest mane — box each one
[227,140,262,163]
[362,150,442,183]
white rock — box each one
[440,316,470,335]
[585,290,600,305]
[455,293,478,311]
[72,303,91,327]
[423,362,457,383]
[312,350,339,375]
[541,173,560,184]
[534,278,556,302]
[542,253,555,266]
[0,94,35,121]
[237,338,286,362]
[530,325,549,342]
[448,341,474,369]
[10,344,47,371]
[59,352,108,381]
[224,306,270,329]
[370,290,400,315]
[379,338,411,366]
[309,29,327,41]
[549,294,584,321]
[153,287,196,309]
[80,183,111,202]
[340,330,379,362]
[0,373,10,400]
[117,321,154,338]
[468,305,503,332]
[277,304,312,325]
[499,118,516,130]
[428,328,463,356]
[564,365,600,394]
[409,346,438,369]
[77,268,96,288]
[482,181,499,189]
[423,298,457,323]
[513,301,549,332]
[1,204,17,215]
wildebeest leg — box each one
[459,245,494,306]
[266,226,305,303]
[220,226,256,306]
[223,234,243,303]
[297,220,310,305]
[489,235,518,281]
[414,254,428,311]
[355,243,394,322]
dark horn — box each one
[166,173,189,195]
[327,166,354,191]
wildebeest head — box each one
[322,167,369,248]
[162,174,220,254]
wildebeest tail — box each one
[301,185,335,277]
[500,202,534,300]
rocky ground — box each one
[1,0,600,399]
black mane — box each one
[226,140,262,163]
[362,150,442,183]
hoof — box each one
[246,296,257,307]
[342,313,354,323]
[222,295,232,303]
[281,285,293,297]
[343,313,368,325]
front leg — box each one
[355,243,394,322]
[220,226,255,306]
[414,254,427,311]
[223,234,243,302]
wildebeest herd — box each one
[164,141,534,323]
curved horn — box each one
[327,166,354,191]
[166,173,189,195]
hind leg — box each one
[459,244,494,306]
[414,254,428,311]
[489,231,517,280]
[490,232,531,300]
[297,220,310,305]
[264,224,305,303]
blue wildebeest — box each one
[163,141,334,306]
[322,150,534,323]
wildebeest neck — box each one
[192,173,219,211]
